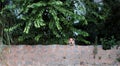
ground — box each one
[0,45,120,66]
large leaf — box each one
[49,9,62,30]
[4,23,21,32]
[23,21,32,34]
[27,2,46,8]
[49,1,63,6]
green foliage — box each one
[116,57,120,62]
[74,0,110,44]
[85,0,109,22]
[100,36,116,50]
[1,0,116,45]
[102,0,120,40]
[0,0,90,44]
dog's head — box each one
[68,38,75,46]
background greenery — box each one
[0,0,120,46]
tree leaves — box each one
[1,0,93,44]
[49,9,62,30]
[4,24,21,32]
[49,1,63,6]
[27,1,46,8]
[34,34,43,42]
[34,10,46,28]
[23,21,32,34]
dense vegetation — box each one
[0,0,120,47]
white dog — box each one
[68,38,75,46]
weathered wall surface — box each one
[0,45,120,66]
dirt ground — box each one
[0,45,120,66]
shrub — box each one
[0,0,89,44]
[100,36,116,50]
